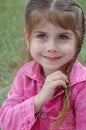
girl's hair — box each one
[25,0,85,129]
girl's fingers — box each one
[51,80,67,89]
[48,72,68,83]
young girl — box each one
[0,0,86,130]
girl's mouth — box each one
[43,56,62,62]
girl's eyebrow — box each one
[57,32,73,35]
[34,31,47,34]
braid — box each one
[50,60,75,129]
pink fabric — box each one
[0,60,86,130]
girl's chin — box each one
[42,64,68,75]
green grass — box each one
[76,0,86,64]
[0,0,28,106]
[0,0,86,107]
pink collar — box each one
[21,60,86,86]
[70,60,86,86]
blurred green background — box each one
[0,0,86,106]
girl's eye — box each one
[58,34,68,40]
[37,34,47,40]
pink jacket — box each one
[0,60,86,130]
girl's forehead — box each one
[34,21,61,30]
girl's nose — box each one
[46,41,59,52]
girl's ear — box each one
[24,28,30,49]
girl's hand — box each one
[34,71,68,114]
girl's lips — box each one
[43,56,62,62]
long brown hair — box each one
[25,0,85,129]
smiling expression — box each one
[25,22,76,77]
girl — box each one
[0,0,86,130]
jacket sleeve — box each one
[74,82,86,130]
[0,71,36,130]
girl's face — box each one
[25,22,76,77]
